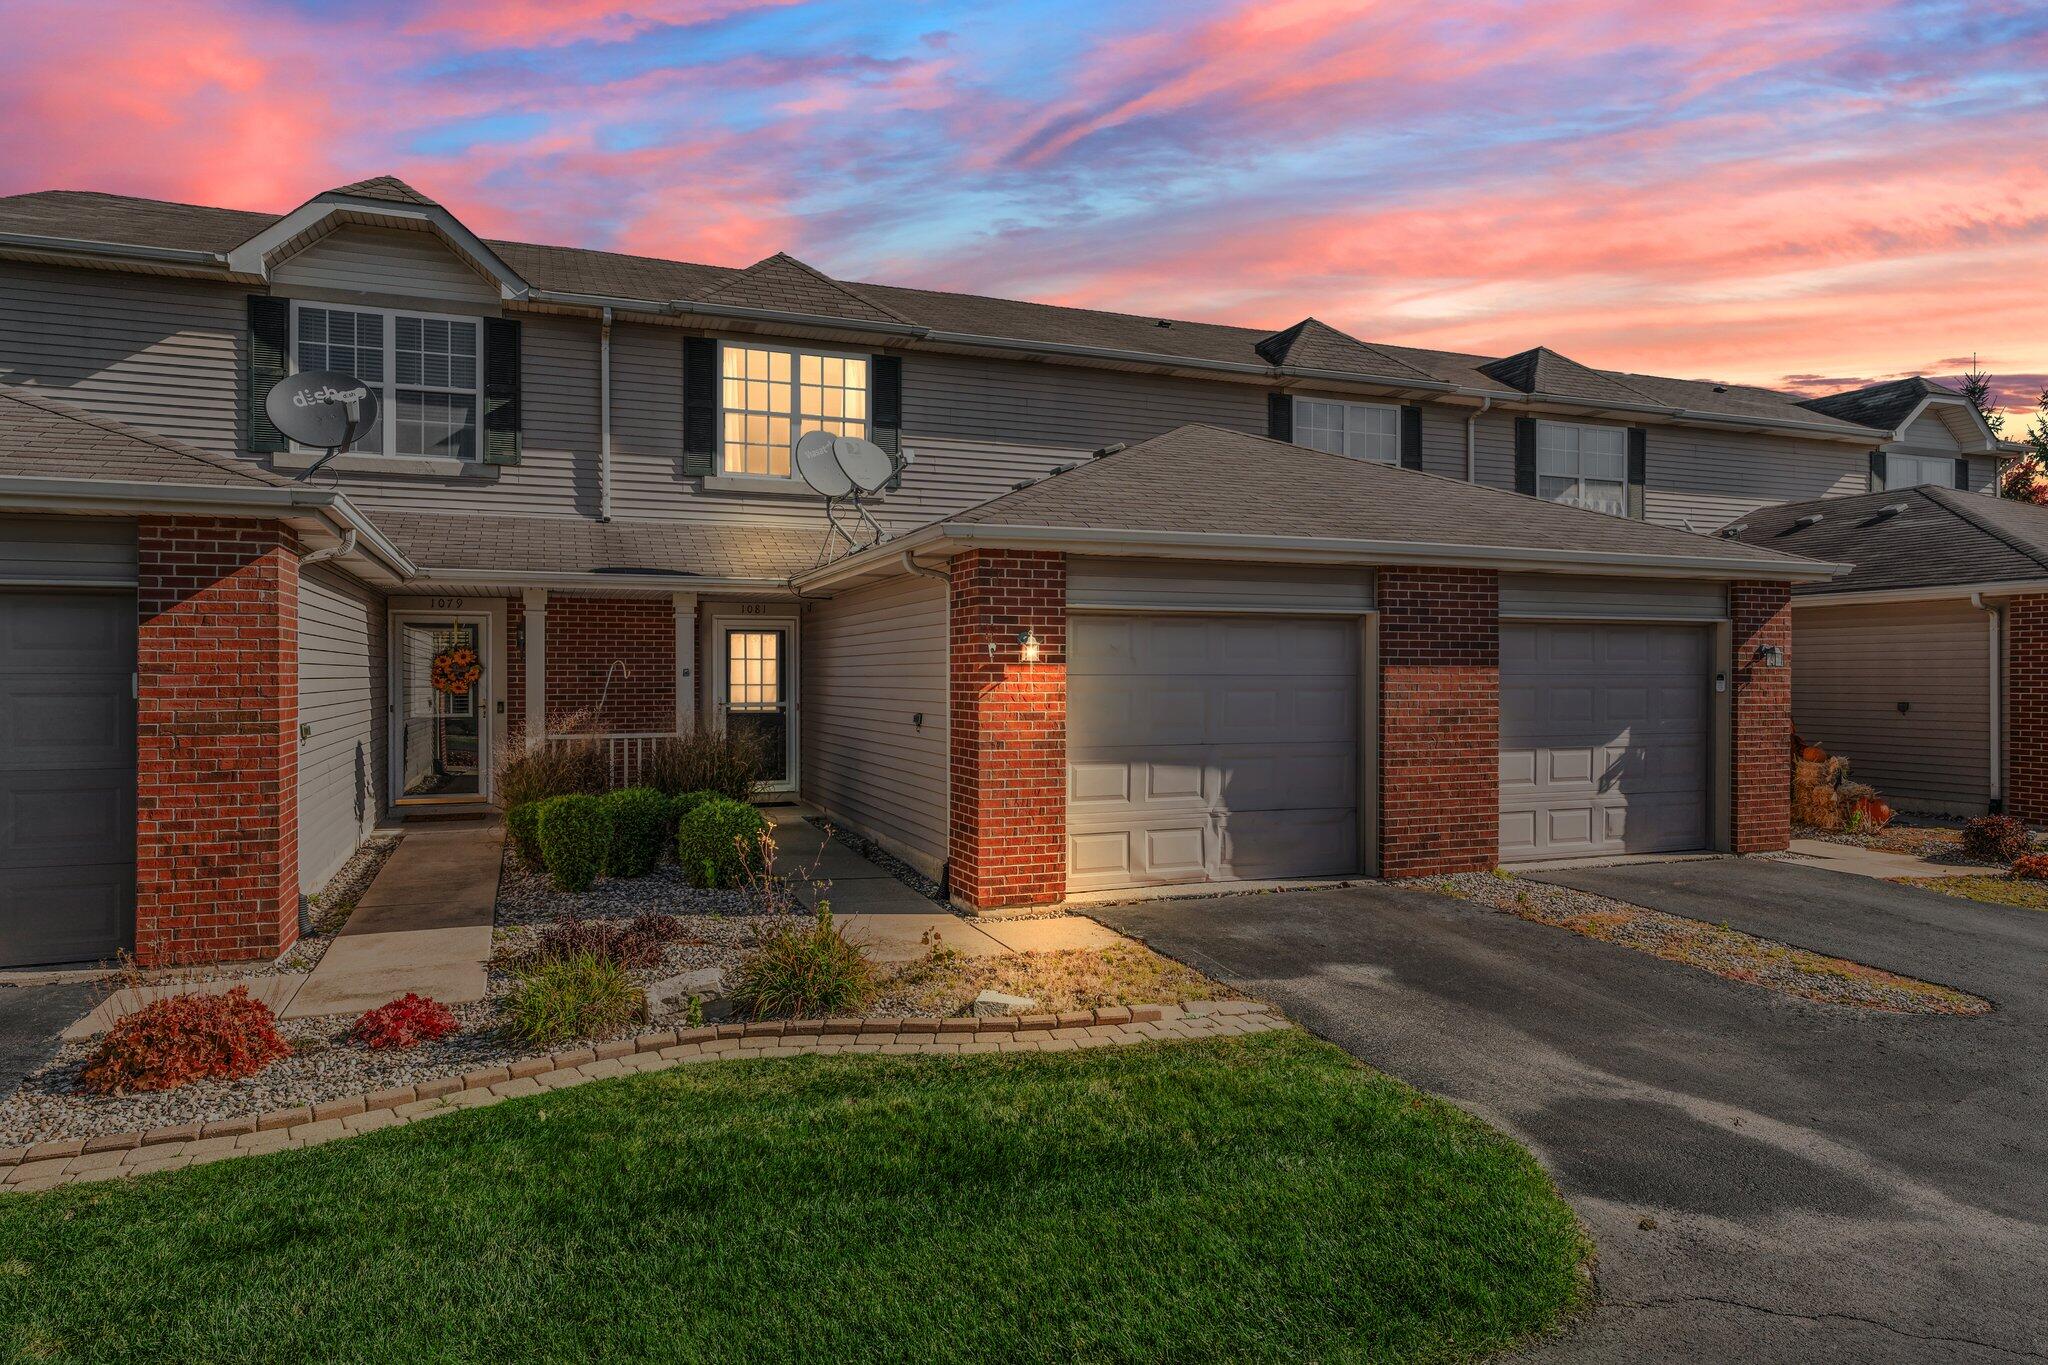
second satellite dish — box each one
[265,370,379,452]
[795,429,853,497]
[834,436,894,493]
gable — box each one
[1897,409,1963,451]
[269,224,502,306]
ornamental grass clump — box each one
[350,993,459,1051]
[676,796,770,889]
[505,952,641,1045]
[1963,814,2030,863]
[495,738,606,809]
[536,794,611,892]
[80,987,291,1095]
[643,728,764,803]
[728,904,876,1019]
[600,787,670,878]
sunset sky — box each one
[5,0,2045,417]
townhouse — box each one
[0,173,2003,966]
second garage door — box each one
[1067,613,1361,891]
[1500,621,1709,861]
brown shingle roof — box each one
[0,383,291,488]
[946,423,1828,574]
[1797,377,1961,431]
[1480,347,1660,406]
[372,510,818,579]
[329,177,439,207]
[1254,318,1437,382]
[691,253,911,325]
[1727,486,2048,595]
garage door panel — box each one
[1500,621,1709,862]
[0,588,135,967]
[1068,613,1361,891]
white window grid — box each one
[1536,421,1629,516]
[1887,452,1956,490]
[1292,398,1401,463]
[291,301,481,461]
[719,342,868,478]
[726,630,784,709]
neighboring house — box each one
[1727,488,2048,821]
[0,174,1890,966]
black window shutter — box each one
[1267,392,1293,442]
[1514,416,1537,495]
[1954,457,1971,491]
[481,317,522,465]
[246,295,290,454]
[1627,427,1647,519]
[1400,405,1423,470]
[682,336,716,476]
[871,353,903,454]
[1868,450,1886,492]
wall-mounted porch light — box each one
[1017,629,1042,664]
[1752,644,1785,669]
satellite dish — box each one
[265,370,379,453]
[794,429,853,497]
[834,436,894,493]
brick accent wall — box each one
[949,550,1066,909]
[507,594,676,742]
[135,518,300,965]
[2004,594,2048,822]
[1730,581,1793,853]
[1377,567,1500,877]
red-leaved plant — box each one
[2012,853,2048,881]
[349,993,459,1050]
[80,987,291,1095]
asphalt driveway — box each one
[0,982,95,1096]
[1094,860,2048,1363]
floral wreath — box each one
[431,645,481,696]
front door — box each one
[393,615,489,804]
[717,621,796,794]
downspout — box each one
[1465,395,1492,482]
[902,548,954,900]
[900,550,950,583]
[1973,591,2003,812]
[598,307,613,523]
[300,529,357,569]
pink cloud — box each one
[403,0,799,49]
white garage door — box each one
[1500,622,1709,861]
[1067,614,1360,891]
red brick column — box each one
[1730,581,1793,853]
[1378,567,1500,876]
[2004,594,2048,822]
[136,518,300,965]
[949,550,1066,909]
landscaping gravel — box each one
[1419,871,1989,1016]
[1795,820,2009,866]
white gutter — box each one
[598,307,613,523]
[1790,579,2048,607]
[300,529,357,568]
[0,232,231,268]
[408,566,792,593]
[0,476,415,577]
[1972,591,2004,808]
[899,550,949,583]
[1465,395,1492,481]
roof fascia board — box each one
[227,199,530,301]
[408,566,792,593]
[1892,392,2000,452]
[0,232,230,268]
[0,476,416,577]
[1795,579,2048,606]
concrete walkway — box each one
[282,820,501,1019]
[1784,836,1987,881]
[771,808,1127,962]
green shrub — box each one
[537,794,611,892]
[676,796,770,889]
[667,788,720,826]
[729,905,875,1019]
[644,729,764,802]
[600,787,670,878]
[504,953,641,1044]
[505,802,544,869]
[496,739,606,809]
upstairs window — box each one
[1293,397,1400,463]
[720,343,868,478]
[1887,452,1956,490]
[293,303,479,461]
[1536,421,1628,516]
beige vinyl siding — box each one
[270,225,501,307]
[1642,427,1872,532]
[1500,574,1725,621]
[799,573,948,876]
[0,261,243,454]
[903,349,1265,449]
[297,565,388,893]
[0,516,136,586]
[1792,599,1992,816]
[1898,412,1961,450]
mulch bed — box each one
[1420,872,1990,1016]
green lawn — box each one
[0,1033,1588,1364]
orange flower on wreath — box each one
[432,645,481,696]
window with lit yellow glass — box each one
[719,343,869,478]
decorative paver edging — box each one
[0,1001,1286,1192]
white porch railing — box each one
[546,732,679,789]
